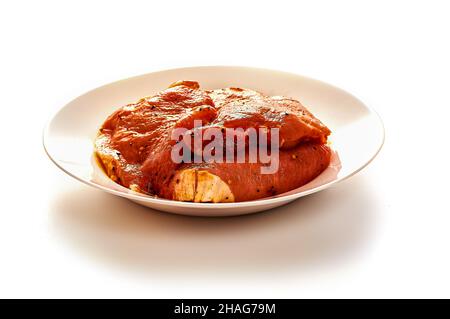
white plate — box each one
[44,66,384,216]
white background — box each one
[1,0,449,298]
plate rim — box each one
[43,65,385,209]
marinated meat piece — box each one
[167,142,331,202]
[182,87,331,156]
[207,87,330,148]
[96,81,216,194]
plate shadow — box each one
[49,174,378,279]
